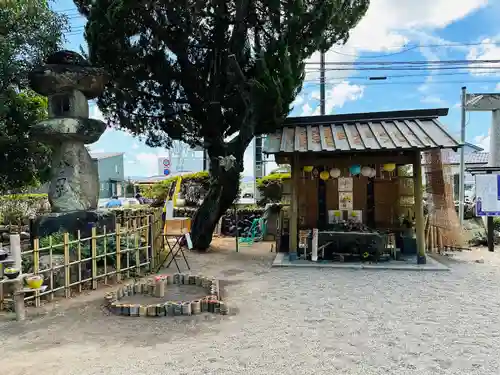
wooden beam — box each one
[413,150,426,263]
[289,154,300,253]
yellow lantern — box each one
[383,163,396,172]
[320,171,330,180]
[303,166,314,172]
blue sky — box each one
[53,0,500,177]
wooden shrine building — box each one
[263,108,460,264]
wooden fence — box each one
[0,208,165,310]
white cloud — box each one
[305,0,488,84]
[324,82,364,113]
[475,129,490,152]
[421,95,447,106]
[467,37,500,76]
[132,143,139,149]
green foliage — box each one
[75,0,368,150]
[74,0,369,247]
[0,0,67,193]
[142,172,210,206]
[0,193,49,224]
[257,173,291,202]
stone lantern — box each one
[28,50,113,237]
[29,50,108,212]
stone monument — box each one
[28,50,113,237]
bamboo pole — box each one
[77,230,82,293]
[125,221,130,279]
[48,235,54,301]
[116,223,121,282]
[91,227,97,290]
[33,237,40,307]
[134,217,140,276]
[63,232,70,298]
[103,226,108,285]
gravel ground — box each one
[0,240,499,375]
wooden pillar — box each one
[413,151,426,264]
[289,154,299,253]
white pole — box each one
[9,233,22,270]
[459,86,466,227]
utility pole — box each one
[459,86,466,227]
[320,51,326,115]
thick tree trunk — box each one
[190,152,243,250]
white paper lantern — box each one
[361,166,372,177]
[369,168,376,178]
[329,168,341,178]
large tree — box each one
[74,0,369,249]
[0,0,66,193]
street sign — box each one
[162,158,171,167]
[163,169,170,176]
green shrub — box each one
[256,173,290,203]
[143,171,210,206]
[0,193,49,224]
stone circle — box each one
[104,273,228,317]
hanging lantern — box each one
[319,170,330,180]
[303,166,313,173]
[329,168,341,178]
[383,163,396,172]
[312,168,319,178]
[360,166,372,177]
[349,164,361,176]
[369,168,377,178]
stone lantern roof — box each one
[29,50,108,99]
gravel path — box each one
[0,242,499,375]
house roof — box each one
[263,108,460,154]
[447,152,489,165]
[90,152,124,160]
[464,142,483,152]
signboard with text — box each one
[475,174,500,216]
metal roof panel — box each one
[263,111,459,154]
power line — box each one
[328,41,500,58]
[304,71,488,79]
[303,66,500,72]
[306,59,500,66]
[302,79,499,86]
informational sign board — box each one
[475,174,500,216]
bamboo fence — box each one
[0,209,168,309]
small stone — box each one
[147,305,156,316]
[191,300,201,314]
[173,302,182,316]
[166,274,173,285]
[129,305,139,316]
[475,258,485,263]
[134,283,142,294]
[182,302,192,315]
[195,275,202,286]
[156,304,165,316]
[201,298,209,312]
[165,302,175,316]
[121,304,130,316]
[154,280,165,298]
[110,302,119,314]
[219,302,228,315]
